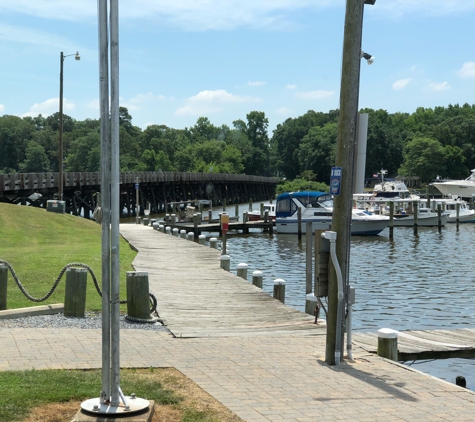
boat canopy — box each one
[276,191,331,218]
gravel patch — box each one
[0,312,170,332]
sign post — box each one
[221,213,229,255]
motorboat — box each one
[431,169,475,199]
[428,197,475,223]
[371,169,420,200]
[248,203,276,221]
[275,191,389,235]
[390,201,449,227]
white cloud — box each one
[21,98,75,117]
[286,84,297,90]
[0,104,4,114]
[428,81,450,91]
[127,92,168,104]
[174,89,260,116]
[276,107,292,115]
[0,23,76,50]
[458,62,475,78]
[295,90,334,100]
[247,81,266,87]
[392,78,412,90]
[0,0,338,30]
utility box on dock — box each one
[46,200,66,214]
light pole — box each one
[59,51,80,201]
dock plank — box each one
[120,224,324,338]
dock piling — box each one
[252,270,263,288]
[377,328,398,361]
[305,293,318,317]
[220,255,230,271]
[273,278,286,303]
[236,263,248,281]
[198,234,206,245]
[126,271,151,321]
[209,237,218,249]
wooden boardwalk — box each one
[120,224,324,338]
[354,328,475,361]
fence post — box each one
[64,268,87,317]
[273,278,286,303]
[126,271,151,320]
[0,264,8,311]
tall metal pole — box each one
[109,0,121,406]
[59,52,64,201]
[98,0,111,404]
[326,0,367,365]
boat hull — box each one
[432,182,475,199]
[276,218,388,236]
[392,214,449,227]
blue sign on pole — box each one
[330,167,342,196]
[135,183,139,190]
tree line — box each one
[1,103,475,184]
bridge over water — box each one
[0,172,279,218]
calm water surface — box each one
[219,206,475,389]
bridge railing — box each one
[0,172,280,193]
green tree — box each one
[398,137,446,183]
[19,141,50,172]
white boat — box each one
[370,169,420,200]
[431,170,475,199]
[275,191,389,235]
[429,197,475,223]
[248,203,276,221]
[390,202,449,227]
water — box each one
[221,207,475,389]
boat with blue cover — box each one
[275,191,389,235]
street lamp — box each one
[361,50,375,65]
[59,51,80,201]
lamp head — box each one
[75,51,81,61]
[361,50,375,65]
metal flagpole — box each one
[97,0,111,404]
[109,0,121,407]
[81,0,149,415]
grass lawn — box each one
[0,368,241,422]
[0,203,137,310]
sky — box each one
[1,0,475,134]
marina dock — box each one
[1,224,475,421]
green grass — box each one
[0,203,137,310]
[0,368,181,422]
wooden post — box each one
[389,201,394,239]
[209,237,218,249]
[264,209,269,223]
[273,279,286,303]
[220,255,230,271]
[260,203,264,219]
[243,211,248,222]
[377,328,398,361]
[456,203,460,229]
[198,234,206,245]
[223,198,227,211]
[0,264,7,311]
[208,209,213,222]
[327,0,369,365]
[64,268,87,317]
[249,198,253,211]
[173,228,179,237]
[126,271,151,320]
[252,270,263,288]
[187,232,194,241]
[297,207,302,241]
[235,204,239,219]
[236,263,248,280]
[165,226,171,234]
[171,214,176,224]
[437,204,442,232]
[413,200,418,236]
[159,224,165,233]
[180,229,187,239]
[305,293,318,316]
[306,222,312,295]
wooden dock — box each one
[353,328,475,361]
[153,219,274,237]
[120,224,323,338]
